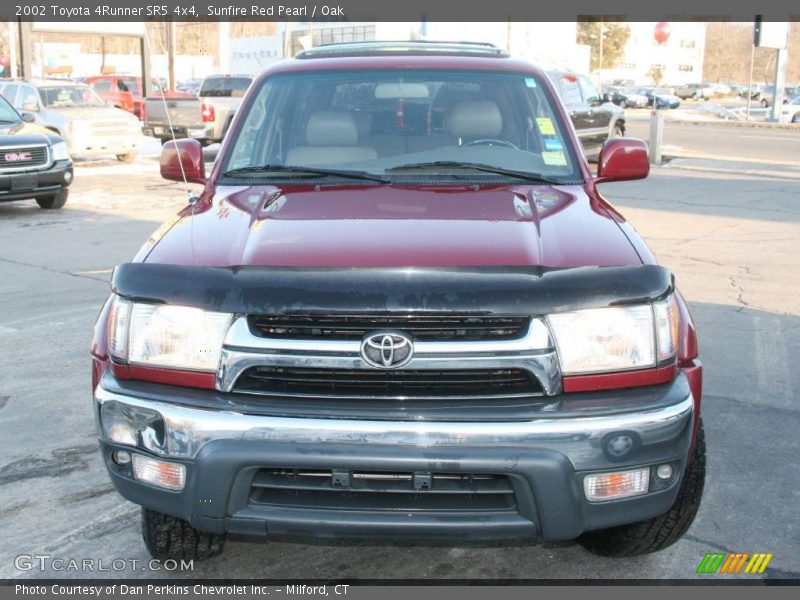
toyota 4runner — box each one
[91,42,704,561]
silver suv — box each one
[0,78,142,162]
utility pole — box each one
[598,17,604,72]
[7,21,16,77]
[218,22,230,74]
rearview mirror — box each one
[160,138,206,184]
[595,138,649,184]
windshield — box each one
[200,77,251,97]
[224,69,580,182]
[0,95,21,122]
[39,85,107,108]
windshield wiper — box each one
[223,164,390,183]
[385,161,567,184]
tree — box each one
[577,18,631,72]
[648,65,664,87]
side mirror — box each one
[22,102,39,112]
[160,138,206,184]
[20,112,36,123]
[595,138,650,184]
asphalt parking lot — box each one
[1,143,799,580]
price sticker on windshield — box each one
[542,151,567,166]
[536,117,556,136]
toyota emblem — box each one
[360,332,413,369]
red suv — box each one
[91,42,704,562]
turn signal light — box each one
[584,467,649,502]
[132,454,186,490]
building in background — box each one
[598,22,707,86]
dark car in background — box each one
[548,71,625,158]
[0,93,73,209]
[604,87,649,109]
[638,87,681,109]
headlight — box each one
[107,296,231,371]
[50,141,70,161]
[548,297,679,375]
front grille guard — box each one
[111,263,674,399]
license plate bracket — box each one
[11,174,37,191]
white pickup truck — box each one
[141,75,251,145]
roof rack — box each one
[295,41,509,59]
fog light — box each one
[112,450,131,466]
[656,464,674,480]
[132,454,186,490]
[63,171,73,183]
[584,467,649,502]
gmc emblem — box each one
[4,152,32,162]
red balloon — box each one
[654,22,671,45]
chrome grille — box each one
[91,120,131,136]
[0,145,48,170]
[249,314,529,341]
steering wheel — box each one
[463,138,519,150]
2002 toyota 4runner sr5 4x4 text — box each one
[91,42,704,561]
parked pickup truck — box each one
[92,41,704,562]
[141,75,251,145]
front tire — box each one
[792,114,800,124]
[142,508,225,561]
[35,189,68,210]
[761,99,769,108]
[579,418,706,557]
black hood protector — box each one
[111,263,673,315]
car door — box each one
[577,75,612,153]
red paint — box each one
[201,102,216,123]
[160,139,206,185]
[595,138,650,184]
[111,363,216,390]
[563,363,677,393]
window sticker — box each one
[525,77,537,88]
[543,138,564,151]
[536,117,556,136]
[542,151,567,166]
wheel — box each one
[141,508,225,561]
[613,122,625,137]
[116,151,137,163]
[761,99,769,108]
[35,189,68,210]
[578,418,706,557]
[792,114,800,123]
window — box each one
[199,77,251,98]
[680,39,696,48]
[224,69,580,182]
[290,25,376,56]
[17,86,39,110]
[678,65,694,72]
[578,75,601,105]
[93,80,112,93]
[2,83,20,107]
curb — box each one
[659,117,800,131]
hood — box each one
[0,121,54,140]
[48,105,136,121]
[140,184,642,269]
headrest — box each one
[448,101,503,138]
[305,111,358,146]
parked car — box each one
[637,87,681,109]
[86,75,146,119]
[92,40,705,561]
[0,93,73,209]
[758,85,794,108]
[142,74,252,145]
[604,86,649,109]
[673,83,713,100]
[548,71,626,158]
[0,78,142,162]
[176,79,203,95]
[780,95,800,123]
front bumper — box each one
[95,373,695,542]
[0,160,72,202]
